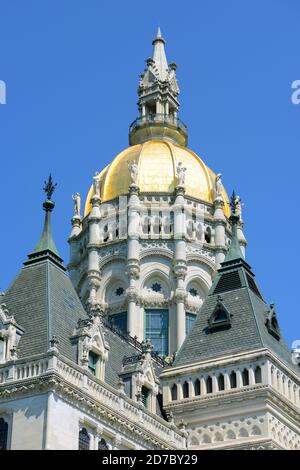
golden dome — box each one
[84,140,230,217]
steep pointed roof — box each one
[174,214,298,372]
[152,27,169,80]
[25,176,64,269]
[3,179,89,360]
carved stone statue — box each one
[215,173,223,199]
[93,172,101,197]
[176,161,186,186]
[72,192,81,217]
[128,161,138,186]
[234,195,242,220]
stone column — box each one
[68,215,82,283]
[87,194,101,307]
[212,375,218,393]
[173,186,187,351]
[224,372,231,391]
[213,197,227,268]
[200,377,207,395]
[249,367,255,386]
[126,185,140,338]
[237,220,247,258]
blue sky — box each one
[0,0,299,346]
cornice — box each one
[0,371,182,450]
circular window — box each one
[151,283,162,293]
[189,288,198,297]
[115,287,124,297]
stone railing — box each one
[0,352,185,448]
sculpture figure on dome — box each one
[93,172,101,198]
[128,161,139,186]
[72,192,81,218]
[176,161,186,186]
[215,173,223,199]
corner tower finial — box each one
[24,175,64,269]
[129,28,188,147]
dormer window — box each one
[213,309,227,323]
[141,386,151,408]
[208,297,231,332]
[88,351,99,376]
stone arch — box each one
[97,261,128,303]
[250,425,262,436]
[225,430,236,440]
[140,267,172,298]
[201,434,211,444]
[189,435,199,446]
[214,432,224,442]
[238,428,249,438]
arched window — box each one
[141,386,151,408]
[171,384,177,401]
[0,418,8,450]
[103,224,109,242]
[144,309,169,356]
[98,438,109,450]
[206,376,213,394]
[255,366,262,383]
[194,378,201,396]
[242,369,249,386]
[182,381,189,398]
[78,427,90,450]
[205,227,212,244]
[88,351,99,376]
[218,374,225,391]
[230,371,237,388]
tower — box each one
[160,200,300,449]
[68,29,245,356]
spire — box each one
[25,175,64,269]
[218,191,252,275]
[152,27,168,80]
[223,193,244,264]
[129,29,187,147]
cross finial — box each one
[43,174,57,200]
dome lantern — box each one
[129,28,188,147]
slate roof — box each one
[4,258,89,361]
[174,216,299,374]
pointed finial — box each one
[156,26,162,39]
[230,190,237,215]
[43,174,57,201]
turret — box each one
[129,28,188,146]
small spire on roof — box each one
[25,175,64,268]
[222,191,245,263]
[156,26,162,39]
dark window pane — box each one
[186,312,196,335]
[144,309,169,356]
[79,428,90,450]
[0,418,8,450]
[111,311,127,333]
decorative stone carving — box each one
[214,173,223,200]
[176,161,187,187]
[93,172,101,198]
[72,193,81,217]
[128,161,139,186]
